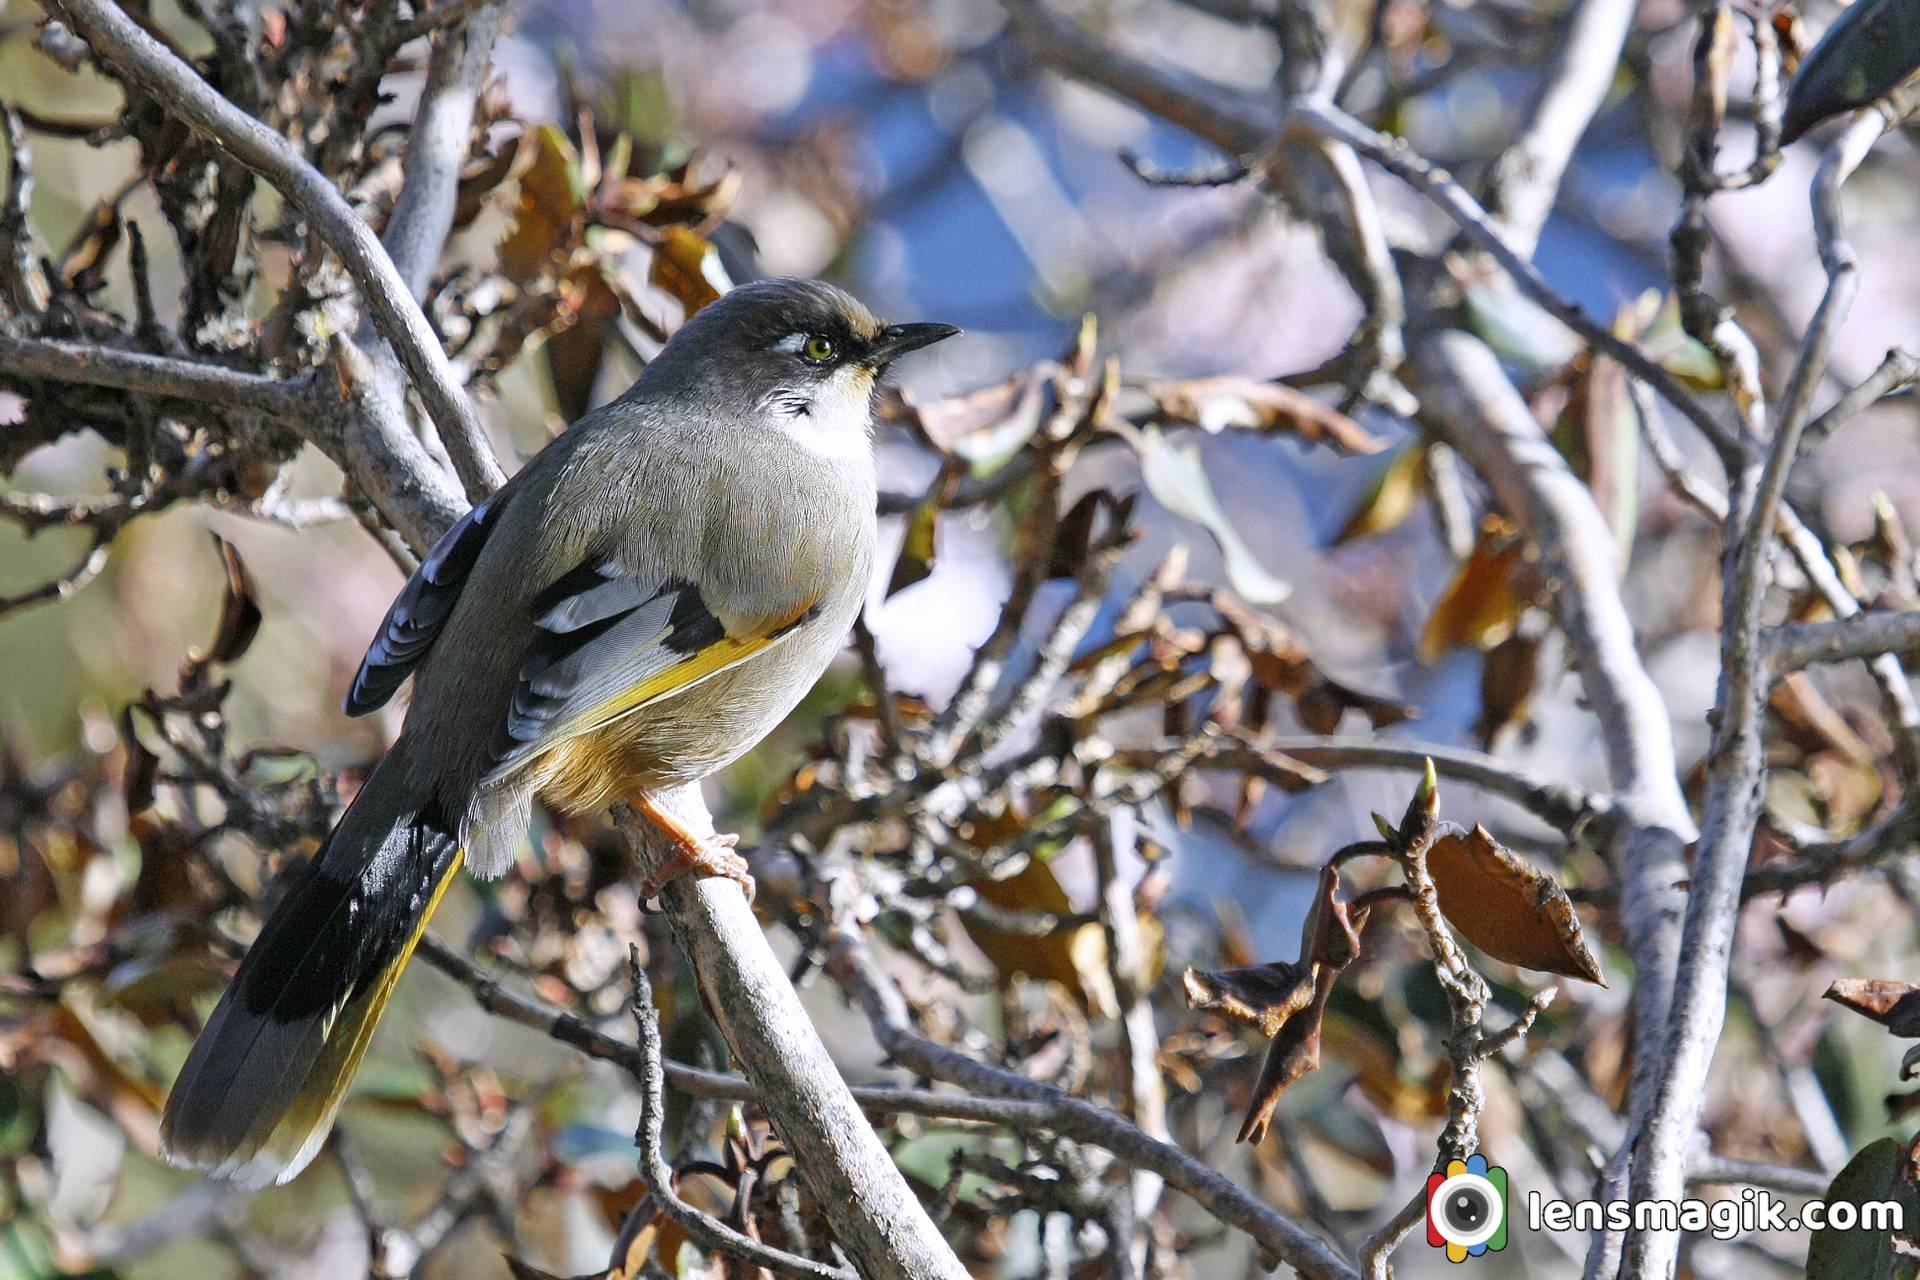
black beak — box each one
[867,322,961,368]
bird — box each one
[159,277,958,1187]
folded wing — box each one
[480,556,817,787]
[343,487,514,716]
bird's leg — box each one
[627,790,755,902]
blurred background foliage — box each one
[5,0,1920,1276]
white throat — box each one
[771,364,876,461]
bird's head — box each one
[640,277,959,456]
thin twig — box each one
[44,0,505,500]
[628,954,858,1280]
[820,874,1361,1280]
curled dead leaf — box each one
[1148,376,1384,455]
[1182,961,1314,1037]
[1826,979,1920,1037]
[1424,824,1606,985]
[499,124,583,286]
[1475,630,1541,748]
[1420,515,1526,663]
[1184,863,1371,1141]
[648,225,731,317]
[906,367,1048,465]
[181,537,261,689]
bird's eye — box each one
[801,334,836,363]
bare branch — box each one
[626,788,971,1280]
[1270,735,1611,833]
[999,0,1275,156]
[998,0,1738,465]
[1798,346,1920,455]
[628,957,859,1280]
[821,875,1361,1280]
[43,0,505,500]
[1409,331,1696,1279]
[381,2,511,300]
[1620,104,1901,1279]
[1480,0,1637,257]
[0,333,312,419]
[389,0,507,51]
[0,534,109,618]
[1766,611,1920,673]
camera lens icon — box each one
[1426,1154,1508,1261]
[1432,1173,1503,1245]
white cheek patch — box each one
[775,365,874,460]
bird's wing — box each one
[479,556,819,786]
[344,485,514,716]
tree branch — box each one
[628,957,859,1280]
[1408,330,1696,1280]
[1619,103,1898,1280]
[821,872,1361,1280]
[1270,735,1611,833]
[0,332,311,418]
[44,0,505,500]
[625,788,971,1280]
[1480,0,1637,257]
[1766,611,1920,673]
[380,1,509,301]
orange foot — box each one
[629,791,755,902]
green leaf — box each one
[1783,0,1920,144]
[1637,290,1725,390]
[887,495,939,597]
[1127,425,1289,604]
[1805,1138,1920,1280]
[1462,281,1578,376]
[1332,441,1428,544]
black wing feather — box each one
[344,488,509,716]
[480,558,732,784]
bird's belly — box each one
[528,618,843,814]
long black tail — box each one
[160,749,462,1187]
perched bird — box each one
[160,278,957,1187]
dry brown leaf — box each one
[962,857,1119,1020]
[1827,979,1920,1037]
[907,368,1042,457]
[1420,516,1526,663]
[648,225,728,317]
[1149,376,1384,455]
[1182,961,1315,1037]
[1425,824,1606,984]
[499,124,582,285]
[1049,489,1134,581]
[1238,969,1336,1143]
[1184,863,1371,1141]
[543,263,624,421]
[608,155,740,229]
[1474,630,1541,748]
[1298,676,1417,736]
[181,537,261,690]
